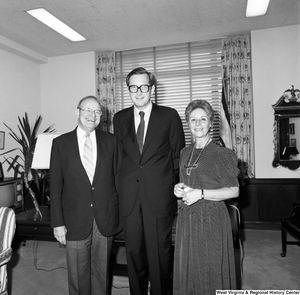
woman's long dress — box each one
[173,141,239,294]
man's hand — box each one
[53,226,67,245]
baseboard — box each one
[242,221,281,230]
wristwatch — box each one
[201,189,205,199]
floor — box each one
[6,229,300,294]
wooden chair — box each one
[225,199,243,289]
[0,207,16,295]
[281,202,300,257]
[225,200,241,250]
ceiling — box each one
[0,0,299,61]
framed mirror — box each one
[272,86,300,170]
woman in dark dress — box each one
[173,99,239,294]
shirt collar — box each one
[134,101,152,118]
[77,126,96,142]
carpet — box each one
[7,229,300,294]
[241,230,300,290]
[8,240,130,295]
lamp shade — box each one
[31,133,61,169]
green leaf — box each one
[2,113,56,195]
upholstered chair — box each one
[0,207,16,295]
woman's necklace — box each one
[185,138,211,176]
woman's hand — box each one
[182,188,200,206]
[174,182,186,199]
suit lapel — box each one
[125,107,137,146]
[121,107,141,155]
[93,130,105,185]
[142,104,160,154]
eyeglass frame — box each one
[78,107,102,116]
[128,84,151,93]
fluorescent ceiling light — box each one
[246,0,270,17]
[26,8,86,42]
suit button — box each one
[90,204,93,207]
[136,179,139,182]
[91,187,95,190]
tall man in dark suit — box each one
[50,95,121,295]
[113,67,185,295]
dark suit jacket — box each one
[113,103,185,218]
[50,128,121,240]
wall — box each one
[0,48,41,176]
[251,24,300,178]
[40,51,97,134]
[40,25,300,178]
[1,25,300,179]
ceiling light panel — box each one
[26,8,86,42]
[246,0,270,17]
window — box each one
[115,39,222,145]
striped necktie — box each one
[83,133,94,183]
[136,111,145,154]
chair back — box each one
[225,201,241,249]
[0,207,16,294]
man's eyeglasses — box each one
[78,107,102,116]
[128,85,150,93]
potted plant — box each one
[0,112,55,214]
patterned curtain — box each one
[221,34,254,179]
[96,52,116,133]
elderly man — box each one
[50,95,121,295]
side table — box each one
[15,206,54,244]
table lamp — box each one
[31,133,61,207]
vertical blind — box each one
[115,39,222,145]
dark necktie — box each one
[136,111,145,154]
